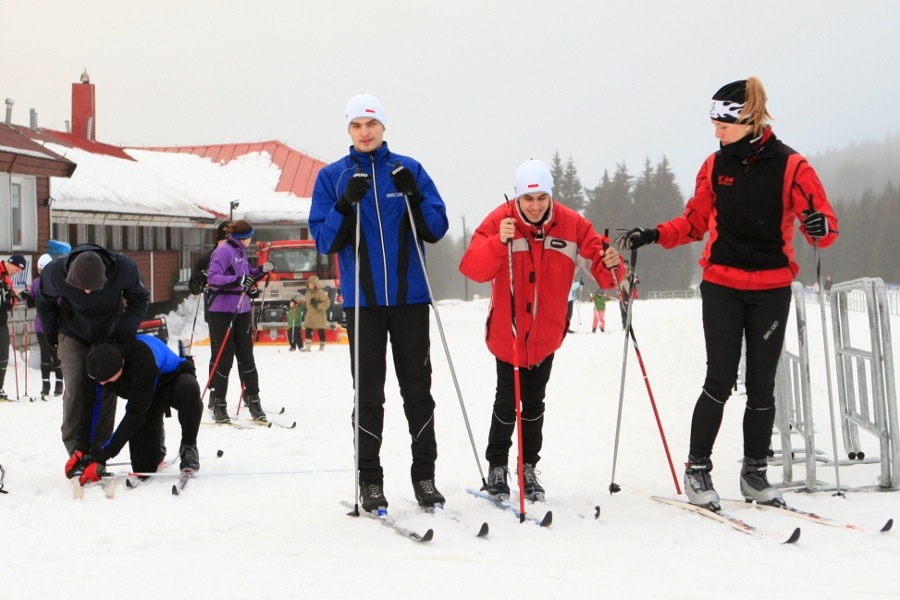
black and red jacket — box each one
[657,127,838,290]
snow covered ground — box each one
[2,294,898,599]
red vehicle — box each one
[252,240,345,344]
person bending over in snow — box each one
[69,335,203,485]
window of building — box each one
[0,173,38,250]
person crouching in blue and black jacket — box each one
[68,335,203,485]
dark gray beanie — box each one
[65,251,107,290]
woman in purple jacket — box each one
[205,220,273,423]
[27,254,64,399]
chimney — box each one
[29,108,38,130]
[4,98,12,125]
[71,68,96,140]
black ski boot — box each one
[212,397,230,423]
[245,394,267,422]
[684,455,720,511]
[41,381,51,401]
[179,444,200,472]
[740,457,785,507]
[521,463,546,501]
[412,478,445,508]
[359,481,389,513]
[485,464,510,501]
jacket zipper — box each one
[370,155,390,306]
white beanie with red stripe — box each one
[513,159,553,199]
[345,93,386,129]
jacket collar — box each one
[348,141,392,166]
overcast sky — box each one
[4,0,900,236]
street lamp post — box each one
[229,199,240,221]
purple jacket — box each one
[29,277,44,332]
[206,237,263,314]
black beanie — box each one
[86,343,124,382]
[710,79,747,123]
[65,251,107,290]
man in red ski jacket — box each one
[459,159,624,502]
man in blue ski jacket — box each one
[310,93,449,513]
[74,335,203,485]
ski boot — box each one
[360,481,389,513]
[684,455,720,511]
[245,394,267,422]
[521,463,546,501]
[412,478,445,508]
[740,457,785,507]
[484,464,510,501]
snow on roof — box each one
[46,143,311,224]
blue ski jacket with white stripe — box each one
[310,142,448,308]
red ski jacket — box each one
[460,200,624,368]
[656,128,838,291]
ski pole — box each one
[349,177,364,517]
[187,292,203,354]
[603,231,680,494]
[496,194,527,522]
[10,314,19,401]
[399,178,487,487]
[199,288,248,404]
[23,319,29,400]
[807,195,843,496]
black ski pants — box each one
[345,304,437,484]
[689,281,791,461]
[207,311,259,399]
[129,372,203,473]
[486,354,554,467]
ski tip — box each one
[278,407,286,415]
[266,422,273,428]
[289,421,297,429]
[594,505,601,520]
[784,527,801,544]
[476,522,490,538]
[881,518,894,533]
[540,511,553,528]
[216,449,224,457]
[419,528,434,542]
[171,484,179,496]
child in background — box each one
[590,290,610,333]
[286,298,304,352]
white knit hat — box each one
[513,159,553,199]
[345,93,386,128]
[37,253,53,270]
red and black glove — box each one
[65,450,87,479]
[79,461,107,486]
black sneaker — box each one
[41,382,51,397]
[360,481,389,513]
[684,455,720,510]
[54,381,64,396]
[521,463,546,501]
[245,394,267,422]
[740,457,784,507]
[179,444,200,472]
[485,464,510,501]
[212,399,231,424]
[412,478,445,507]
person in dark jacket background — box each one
[78,334,202,485]
[36,244,149,476]
[617,76,838,511]
[309,93,449,512]
[205,220,274,424]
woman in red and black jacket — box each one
[618,76,838,511]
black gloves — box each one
[238,275,256,292]
[390,165,419,196]
[247,286,260,299]
[111,328,135,346]
[391,165,424,207]
[310,298,321,308]
[802,210,828,239]
[615,227,659,251]
[336,172,371,215]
